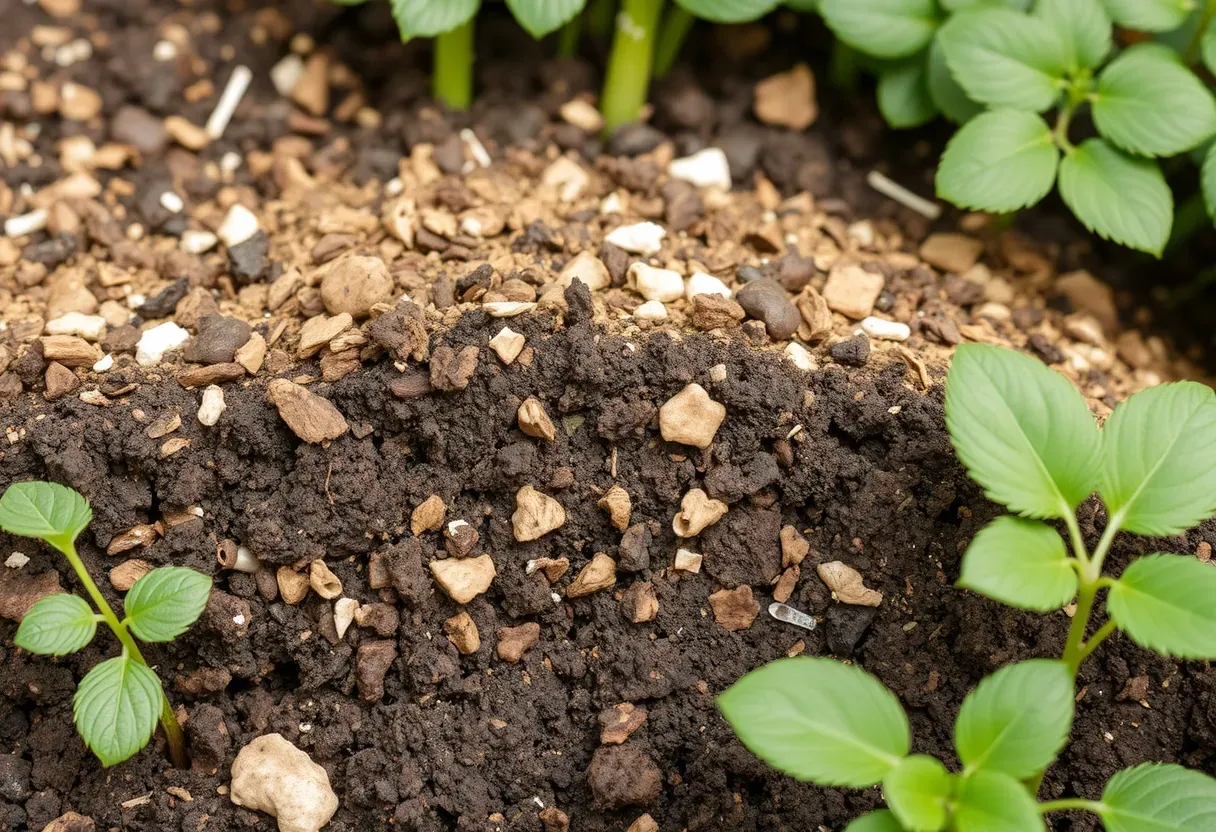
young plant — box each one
[720,343,1216,829]
[0,482,212,768]
[816,0,1216,257]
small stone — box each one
[489,327,525,364]
[411,495,446,535]
[319,256,394,318]
[444,611,481,654]
[542,156,590,203]
[228,234,272,285]
[59,82,102,121]
[600,703,647,745]
[560,250,611,292]
[134,322,191,367]
[45,312,106,342]
[496,622,540,663]
[668,148,732,191]
[685,271,731,301]
[861,316,910,342]
[164,115,210,150]
[829,335,870,367]
[229,734,338,832]
[560,98,604,133]
[217,204,259,249]
[1056,270,1119,335]
[822,264,884,320]
[291,53,330,116]
[773,565,800,603]
[617,524,652,573]
[673,548,703,573]
[736,279,800,340]
[826,605,877,656]
[816,561,882,606]
[620,581,659,623]
[430,555,496,603]
[309,561,343,600]
[297,313,352,359]
[708,585,760,631]
[184,315,252,365]
[44,362,80,401]
[633,300,668,322]
[587,744,662,809]
[690,294,745,330]
[630,263,684,303]
[754,63,817,130]
[197,385,226,426]
[659,383,726,449]
[266,379,349,444]
[518,397,556,442]
[540,807,570,832]
[598,485,632,532]
[605,222,665,256]
[784,342,816,371]
[276,567,310,605]
[528,557,570,583]
[356,640,396,702]
[444,520,479,557]
[567,553,617,598]
[672,489,728,538]
[333,597,358,640]
[920,233,983,274]
[512,486,566,542]
[235,334,267,374]
[41,335,101,368]
[180,230,219,254]
[627,815,659,832]
[483,301,537,318]
[270,54,305,97]
[429,345,479,391]
[41,814,93,832]
[780,525,809,567]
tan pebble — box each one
[754,63,817,131]
[559,98,604,133]
[159,437,190,458]
[773,565,800,603]
[235,333,267,374]
[528,556,570,584]
[109,559,152,591]
[672,489,728,538]
[164,115,210,150]
[411,495,446,536]
[597,485,632,532]
[919,233,983,274]
[821,263,883,320]
[780,525,810,567]
[559,250,610,292]
[40,335,101,367]
[673,548,702,573]
[567,553,617,598]
[517,397,556,442]
[266,379,349,444]
[319,255,393,318]
[43,362,79,401]
[658,383,726,449]
[229,734,338,832]
[430,555,496,603]
[277,567,310,605]
[496,622,540,663]
[444,611,481,654]
[599,703,647,745]
[297,313,352,358]
[488,326,525,364]
[620,581,659,623]
[291,53,330,116]
[709,585,760,631]
[309,561,342,599]
[816,561,882,607]
[333,597,358,640]
[512,486,565,542]
[58,82,102,121]
[627,814,659,832]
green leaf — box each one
[1203,16,1216,75]
[846,812,907,832]
[390,0,480,37]
[819,0,941,60]
[785,0,820,9]
[673,0,782,22]
[14,594,97,656]
[936,110,1059,212]
[943,0,1032,8]
[123,567,212,643]
[1093,45,1216,157]
[1099,763,1216,831]
[1033,0,1112,69]
[954,660,1074,778]
[1107,555,1216,660]
[1102,0,1195,33]
[506,0,587,36]
[954,771,1046,832]
[0,481,92,551]
[883,755,953,832]
[1058,139,1172,256]
[927,37,982,124]
[937,9,1069,111]
[73,656,163,767]
[718,657,910,788]
[958,517,1077,612]
[878,58,939,129]
[1203,143,1216,222]
[945,344,1101,519]
[1100,381,1216,535]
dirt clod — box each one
[587,744,662,809]
[356,640,397,702]
[709,585,761,631]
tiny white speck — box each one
[153,40,177,61]
[233,615,246,626]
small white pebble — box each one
[206,65,252,140]
[708,363,727,383]
[460,128,492,169]
[269,53,305,97]
[220,152,242,174]
[217,203,259,248]
[629,262,684,303]
[233,614,246,626]
[45,312,106,341]
[180,230,218,254]
[685,271,731,301]
[4,209,47,238]
[198,384,226,426]
[135,321,190,367]
[126,293,147,310]
[668,147,732,191]
[5,552,29,569]
[159,191,184,213]
[605,221,665,255]
[384,177,405,197]
[633,300,669,322]
[600,192,624,215]
[784,342,816,371]
[860,316,911,342]
[152,40,177,61]
[92,353,113,372]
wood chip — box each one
[266,379,349,444]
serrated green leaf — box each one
[819,0,941,60]
[846,812,907,832]
[945,344,1101,519]
[718,657,910,788]
[390,0,480,37]
[927,37,982,124]
[1102,0,1195,33]
[937,9,1069,111]
[0,481,92,551]
[674,0,781,22]
[506,0,587,37]
[936,110,1058,212]
[1099,763,1216,831]
[123,567,212,643]
[1034,0,1112,69]
[955,660,1074,778]
[73,656,163,767]
[1107,555,1216,660]
[883,755,953,832]
[1058,139,1172,255]
[1203,143,1216,222]
[1093,45,1216,158]
[15,594,97,656]
[943,0,1032,8]
[954,771,1045,832]
[958,517,1077,612]
[878,58,938,129]
[1100,381,1216,535]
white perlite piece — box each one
[489,327,525,364]
[860,316,911,342]
[217,204,259,248]
[180,230,218,254]
[230,733,339,832]
[198,385,226,426]
[5,553,29,569]
[600,191,624,215]
[333,598,358,640]
[92,354,114,372]
[866,170,941,220]
[668,147,732,191]
[45,312,106,341]
[206,65,253,139]
[633,300,668,322]
[135,321,190,367]
[270,54,305,97]
[629,263,684,302]
[784,342,816,371]
[605,221,665,255]
[483,301,537,318]
[5,209,48,238]
[460,128,492,169]
[159,191,184,214]
[685,271,731,301]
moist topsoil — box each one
[2,1,1215,831]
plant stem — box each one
[653,4,694,79]
[58,542,187,768]
[1039,798,1104,815]
[600,0,664,133]
[557,15,582,58]
[587,0,617,39]
[1184,0,1216,66]
[433,18,475,111]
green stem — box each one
[59,542,187,768]
[1053,101,1077,154]
[1184,0,1216,66]
[1039,798,1104,815]
[588,0,617,39]
[600,0,664,133]
[433,18,475,111]
[653,5,694,79]
[1075,619,1119,664]
[557,15,582,58]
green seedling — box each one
[720,343,1216,829]
[815,0,1216,256]
[0,482,212,768]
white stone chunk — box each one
[629,263,684,302]
[135,321,190,367]
[668,147,732,191]
[605,221,666,255]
